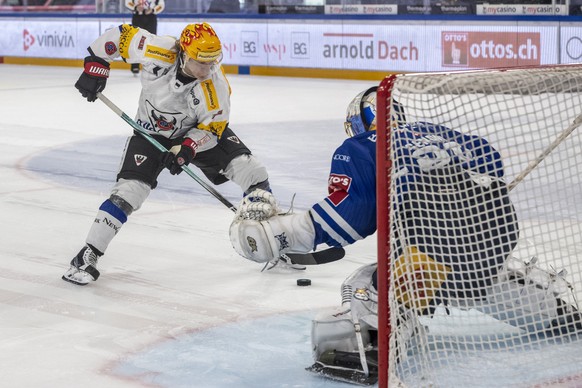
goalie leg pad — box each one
[229,212,316,263]
[477,274,559,333]
[229,219,279,263]
[311,307,365,361]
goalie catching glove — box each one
[75,55,110,102]
[229,189,316,263]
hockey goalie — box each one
[229,87,582,385]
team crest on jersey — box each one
[327,173,352,206]
[104,41,117,55]
[145,100,189,135]
[151,110,177,131]
[134,154,147,166]
[246,236,258,252]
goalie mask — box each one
[344,86,406,137]
[178,22,222,79]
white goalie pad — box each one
[311,264,379,365]
[342,263,379,330]
[311,307,370,361]
[450,256,573,333]
[229,218,279,263]
[229,199,316,263]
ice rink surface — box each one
[0,64,376,387]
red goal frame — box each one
[376,75,397,388]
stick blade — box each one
[286,247,345,265]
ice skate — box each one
[62,245,101,286]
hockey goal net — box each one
[376,66,582,388]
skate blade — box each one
[306,362,378,386]
[61,267,92,286]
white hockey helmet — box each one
[344,87,378,137]
[344,86,406,137]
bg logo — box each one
[291,31,309,59]
[294,42,307,55]
[243,41,256,54]
[241,31,259,57]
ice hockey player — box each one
[62,22,271,286]
[229,87,582,384]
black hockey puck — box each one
[297,278,311,286]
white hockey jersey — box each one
[88,24,230,152]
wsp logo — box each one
[264,44,286,60]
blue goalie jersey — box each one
[308,122,505,249]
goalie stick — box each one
[286,247,345,265]
[96,92,345,266]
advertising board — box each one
[0,18,567,73]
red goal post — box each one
[376,66,582,388]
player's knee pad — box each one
[311,307,372,361]
[223,154,269,193]
[110,178,151,212]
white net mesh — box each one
[378,66,582,388]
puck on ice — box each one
[297,279,311,286]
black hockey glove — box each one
[75,55,110,102]
[160,138,197,175]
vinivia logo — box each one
[23,29,35,51]
[22,29,75,51]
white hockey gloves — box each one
[229,189,316,263]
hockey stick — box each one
[96,92,237,212]
[96,92,345,265]
[508,113,582,192]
